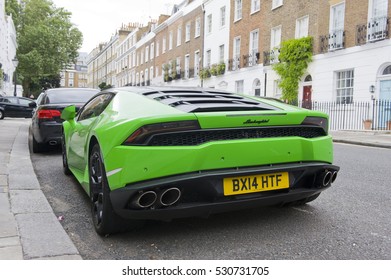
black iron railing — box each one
[356,17,390,45]
[298,99,391,130]
[319,30,345,53]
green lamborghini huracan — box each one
[61,86,339,235]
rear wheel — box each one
[0,110,4,119]
[89,143,143,235]
[31,133,45,153]
[61,133,71,175]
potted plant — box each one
[363,119,372,130]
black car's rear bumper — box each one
[110,162,340,221]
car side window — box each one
[18,98,32,106]
[78,93,114,121]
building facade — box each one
[60,52,89,88]
[86,0,391,106]
[0,0,18,96]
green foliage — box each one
[15,0,83,95]
[5,0,21,30]
[200,68,211,80]
[272,37,313,103]
[98,82,112,91]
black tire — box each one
[31,133,45,153]
[61,133,71,175]
[0,110,4,119]
[89,143,143,235]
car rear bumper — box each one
[35,121,62,144]
[110,162,340,221]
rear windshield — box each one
[45,89,99,104]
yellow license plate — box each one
[223,172,289,196]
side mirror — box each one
[28,101,36,108]
[61,105,76,121]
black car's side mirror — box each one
[28,101,37,108]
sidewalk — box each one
[0,119,81,260]
[0,119,390,260]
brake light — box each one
[123,120,200,145]
[301,116,328,133]
[37,109,61,119]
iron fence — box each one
[298,100,391,131]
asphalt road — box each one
[30,143,391,260]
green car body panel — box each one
[61,87,339,234]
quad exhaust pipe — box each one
[130,187,181,209]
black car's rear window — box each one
[45,89,99,104]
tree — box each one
[272,37,313,104]
[5,0,22,30]
[15,0,83,96]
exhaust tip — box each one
[160,187,181,207]
[132,191,157,209]
[331,171,338,183]
[322,171,333,187]
[49,140,57,145]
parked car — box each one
[29,88,99,153]
[61,86,340,235]
[0,96,35,119]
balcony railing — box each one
[263,48,280,66]
[356,16,389,45]
[243,52,259,67]
[228,56,241,71]
[319,30,345,53]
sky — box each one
[51,0,183,53]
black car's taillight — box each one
[123,120,200,145]
[301,116,328,134]
[37,109,61,120]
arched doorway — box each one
[377,64,391,129]
[302,75,312,109]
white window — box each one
[145,46,149,62]
[162,37,166,53]
[336,70,354,104]
[233,37,241,70]
[368,0,388,41]
[150,43,155,60]
[155,67,159,78]
[251,0,260,14]
[194,51,200,78]
[156,42,159,57]
[220,6,226,27]
[69,79,74,87]
[235,80,244,94]
[207,14,212,34]
[186,22,191,42]
[177,26,182,46]
[169,31,173,50]
[234,0,242,21]
[273,80,282,98]
[295,15,309,38]
[176,57,181,75]
[195,17,201,37]
[270,26,281,64]
[69,72,74,79]
[185,55,190,79]
[272,0,283,9]
[145,69,149,82]
[329,3,345,49]
[219,44,225,63]
[206,50,211,67]
[250,29,259,66]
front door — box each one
[302,85,312,109]
[379,80,391,128]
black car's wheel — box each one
[89,143,143,235]
[0,110,4,119]
[61,134,71,175]
[31,133,45,153]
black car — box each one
[0,96,35,119]
[29,88,99,153]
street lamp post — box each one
[12,56,18,97]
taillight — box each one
[37,109,61,119]
[301,116,328,133]
[123,120,200,145]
